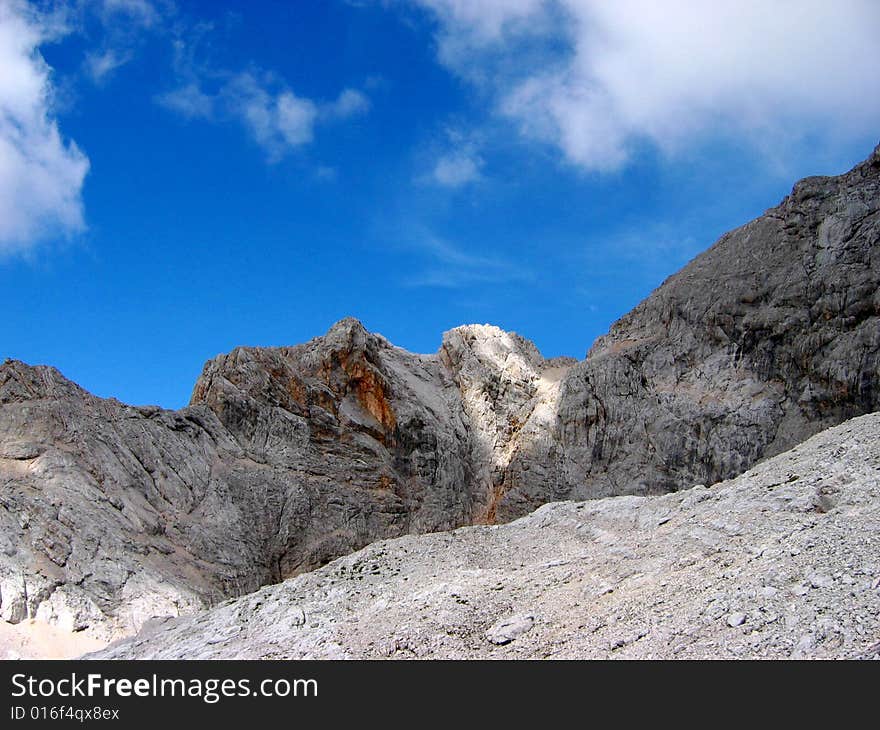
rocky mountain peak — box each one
[317,316,381,362]
[0,360,87,404]
[560,141,880,499]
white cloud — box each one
[80,0,167,83]
[84,48,131,83]
[413,0,544,46]
[160,71,370,161]
[275,91,318,146]
[422,127,484,188]
[409,0,880,170]
[322,88,370,119]
[0,0,89,254]
[431,148,482,187]
[156,13,370,161]
[100,0,160,28]
[155,82,214,119]
[221,72,318,159]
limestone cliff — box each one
[0,321,571,639]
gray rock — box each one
[545,141,880,511]
[87,413,880,659]
[486,613,535,645]
[809,574,834,589]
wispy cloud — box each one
[431,148,482,187]
[156,20,369,161]
[594,223,703,268]
[407,0,880,171]
[401,229,530,288]
[0,0,89,254]
[315,165,337,181]
[421,127,484,188]
[155,81,214,119]
[83,47,131,83]
[101,0,161,28]
[82,0,169,83]
[157,70,370,161]
[322,88,370,120]
[224,72,318,156]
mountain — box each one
[89,413,880,659]
[539,142,880,513]
[0,321,576,643]
[1,143,878,648]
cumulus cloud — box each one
[0,0,89,254]
[159,71,369,161]
[410,0,880,170]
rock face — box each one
[88,413,880,660]
[0,361,260,640]
[0,322,573,640]
[1,143,878,643]
[507,142,880,516]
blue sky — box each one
[2,0,879,408]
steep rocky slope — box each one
[498,143,880,518]
[89,413,880,660]
[0,323,571,640]
[1,143,878,644]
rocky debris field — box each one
[90,413,880,660]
